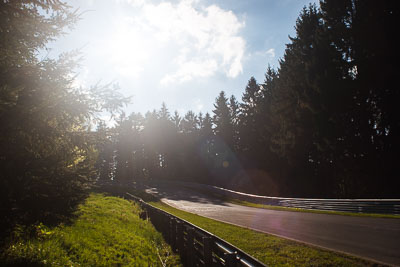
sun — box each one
[107,18,155,77]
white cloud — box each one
[160,58,218,85]
[117,0,246,84]
[115,0,146,7]
[253,48,275,58]
[266,48,275,58]
[195,99,204,111]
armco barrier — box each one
[172,181,400,215]
[125,192,267,267]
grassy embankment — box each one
[1,193,181,266]
[146,197,382,266]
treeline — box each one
[100,0,399,198]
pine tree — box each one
[229,95,240,151]
[239,77,261,156]
[171,111,182,132]
[213,91,234,149]
[318,0,400,197]
[158,102,170,120]
[0,0,128,223]
[114,113,134,183]
[201,113,214,137]
[181,111,198,134]
[262,1,399,197]
[156,104,176,178]
[96,121,113,182]
[269,4,339,196]
[198,112,204,129]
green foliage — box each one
[268,1,399,197]
[0,0,129,230]
[232,0,400,198]
[95,0,399,199]
[100,103,216,184]
[213,91,234,148]
[1,193,181,266]
[181,110,198,134]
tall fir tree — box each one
[213,91,234,149]
[0,0,128,225]
[229,95,240,151]
[239,77,261,158]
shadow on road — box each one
[145,182,230,207]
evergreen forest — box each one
[1,0,399,234]
[98,1,399,199]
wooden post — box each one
[186,227,195,267]
[202,236,213,266]
[224,252,237,267]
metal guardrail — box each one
[176,182,400,215]
[125,192,267,267]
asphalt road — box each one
[145,182,400,266]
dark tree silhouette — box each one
[0,0,128,228]
[213,91,234,149]
[92,0,399,199]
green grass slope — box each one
[1,193,181,266]
[149,200,381,266]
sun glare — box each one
[107,19,155,77]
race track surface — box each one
[145,182,400,266]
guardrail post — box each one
[186,227,195,267]
[176,221,185,263]
[162,214,167,241]
[165,215,171,243]
[170,218,177,251]
[139,210,147,220]
[156,209,163,231]
[202,236,213,266]
[224,252,237,267]
[151,208,158,229]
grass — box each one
[148,199,382,266]
[1,193,181,266]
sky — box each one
[48,0,318,116]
